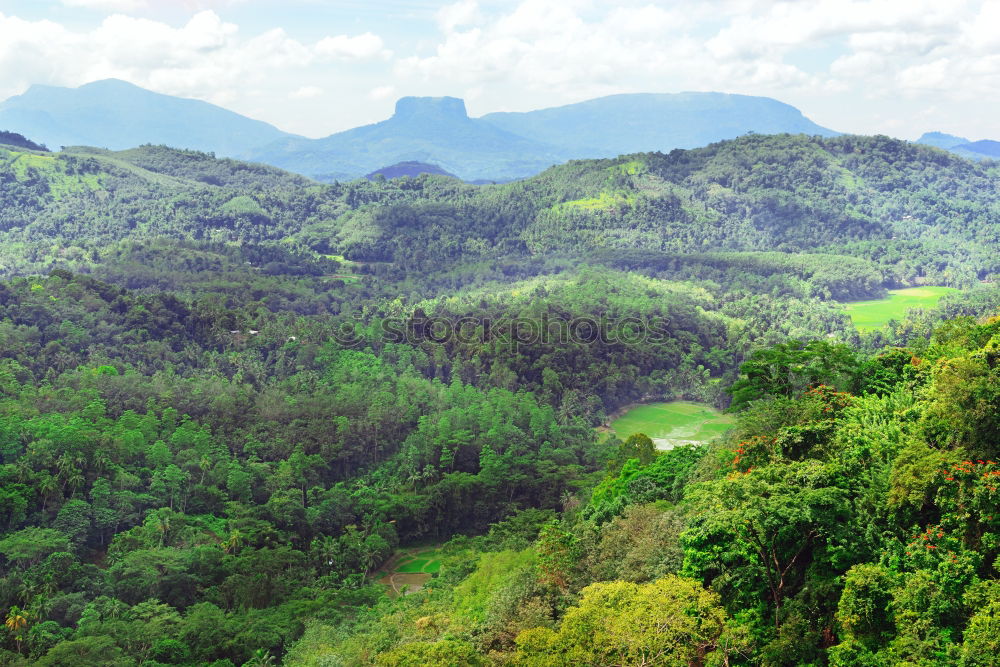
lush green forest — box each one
[2,132,1000,665]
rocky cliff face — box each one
[393,96,469,121]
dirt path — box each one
[373,544,444,598]
[380,572,432,597]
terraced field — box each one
[376,546,445,597]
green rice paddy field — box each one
[376,546,445,597]
[609,401,734,450]
[841,287,959,331]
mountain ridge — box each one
[480,91,838,156]
[915,131,999,161]
[249,91,840,181]
[0,80,843,182]
[0,79,298,158]
[243,95,574,182]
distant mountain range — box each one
[915,132,1000,161]
[0,79,850,181]
[480,92,837,156]
[247,96,574,182]
[249,92,839,181]
[0,79,297,157]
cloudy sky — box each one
[1,0,998,140]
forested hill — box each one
[0,131,48,152]
[5,125,1000,665]
[2,133,999,291]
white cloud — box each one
[398,0,817,103]
[396,0,1000,138]
[0,10,389,111]
[291,85,323,99]
[4,0,1000,140]
[369,85,396,100]
[437,0,481,32]
[61,0,148,11]
[316,32,390,61]
[707,0,960,60]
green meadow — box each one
[610,401,735,450]
[841,286,959,330]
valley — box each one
[1,128,1000,666]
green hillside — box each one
[4,134,1000,292]
[3,132,1000,665]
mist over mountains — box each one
[3,79,995,183]
[1,79,843,182]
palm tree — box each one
[57,453,86,492]
[92,451,112,475]
[156,513,172,547]
[244,648,275,666]
[199,456,212,485]
[104,598,128,620]
[66,469,86,495]
[38,473,59,511]
[13,458,33,484]
[5,606,30,654]
[312,535,339,572]
[222,529,243,554]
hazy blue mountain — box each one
[479,92,838,155]
[915,131,970,150]
[916,132,999,161]
[248,93,838,182]
[0,79,296,157]
[365,161,458,180]
[953,139,1000,159]
[246,96,574,182]
[3,81,843,181]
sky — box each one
[0,0,998,140]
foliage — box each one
[2,133,1000,664]
[513,576,729,666]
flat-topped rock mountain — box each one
[247,92,840,182]
[244,95,573,182]
[393,96,469,121]
[1,80,844,181]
